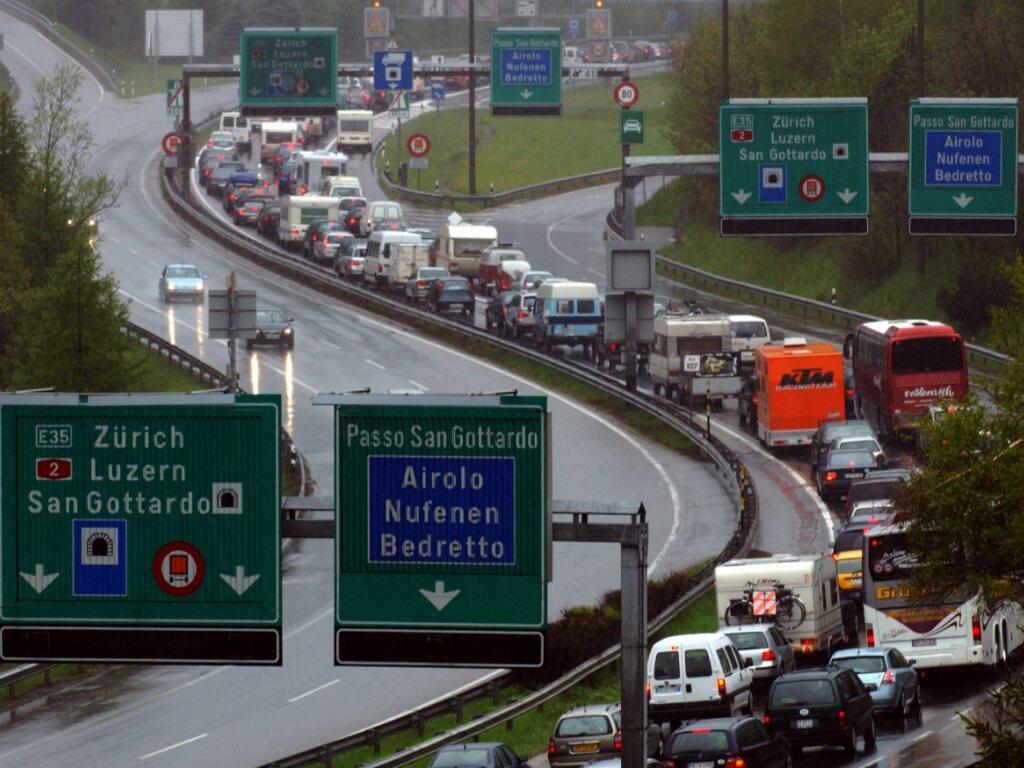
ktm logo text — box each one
[777,368,836,390]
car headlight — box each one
[195,281,204,291]
[166,284,176,291]
[283,328,293,335]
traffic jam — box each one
[183,87,1021,766]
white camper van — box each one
[715,554,855,656]
[336,109,374,153]
[259,120,300,162]
[277,195,340,248]
[294,151,348,196]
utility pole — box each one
[468,0,477,195]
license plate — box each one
[570,744,599,755]
[687,762,714,768]
[912,638,937,647]
[846,472,864,479]
[793,719,816,729]
[656,683,681,693]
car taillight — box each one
[300,186,307,195]
[846,388,854,397]
[354,261,364,269]
[881,669,895,685]
[824,471,837,482]
[663,762,675,768]
[761,649,775,662]
[801,638,816,653]
[838,709,846,725]
[547,740,555,756]
[724,759,746,768]
[517,311,529,319]
[202,168,211,176]
[236,207,244,214]
[416,279,428,287]
[609,342,618,351]
[972,616,982,643]
[717,677,726,698]
[612,732,622,751]
[645,682,651,701]
[866,624,875,647]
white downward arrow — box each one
[520,89,533,100]
[419,580,460,611]
[952,193,974,209]
[221,565,260,596]
[249,87,259,96]
[837,188,858,204]
[731,189,751,205]
[20,564,58,594]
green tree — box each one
[0,91,29,211]
[900,256,1024,764]
[21,63,120,283]
[3,238,140,392]
[0,200,29,386]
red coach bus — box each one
[844,319,968,437]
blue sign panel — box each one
[373,50,413,92]
[72,519,127,597]
[500,48,553,86]
[759,163,787,203]
[568,18,580,38]
[431,81,445,101]
[924,130,1002,187]
[368,456,516,566]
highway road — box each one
[0,12,735,768]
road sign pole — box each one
[468,0,477,195]
[620,515,647,768]
[227,271,238,393]
[181,75,191,202]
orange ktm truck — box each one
[755,338,845,447]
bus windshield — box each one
[866,533,918,583]
[891,337,963,375]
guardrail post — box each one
[490,680,500,704]
[455,696,464,723]
[44,668,51,686]
[371,729,381,755]
[415,712,424,737]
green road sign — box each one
[0,394,282,664]
[620,109,644,145]
[166,78,182,116]
[908,98,1019,236]
[491,28,561,117]
[719,98,869,236]
[330,394,549,667]
[239,28,338,117]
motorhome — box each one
[294,151,348,196]
[434,213,498,279]
[259,120,301,163]
[277,195,340,248]
[650,312,740,407]
[336,109,374,153]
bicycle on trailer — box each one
[723,581,807,631]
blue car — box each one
[828,647,921,716]
[428,743,528,768]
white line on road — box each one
[409,379,429,391]
[128,248,139,256]
[910,730,933,744]
[6,40,45,77]
[288,678,340,703]
[365,358,386,370]
[586,267,605,277]
[318,338,342,350]
[140,733,208,760]
[545,214,580,265]
[109,235,120,244]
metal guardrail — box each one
[0,0,117,92]
[0,663,59,716]
[125,321,231,388]
[160,164,758,768]
[605,208,1012,377]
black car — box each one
[206,162,246,196]
[342,204,367,235]
[809,420,877,473]
[485,291,521,334]
[663,717,790,768]
[246,308,295,350]
[198,150,238,186]
[257,201,281,237]
[765,667,875,756]
[738,376,758,431]
[427,277,475,316]
[233,199,265,227]
[222,181,257,213]
[815,449,878,501]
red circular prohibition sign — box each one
[152,541,206,596]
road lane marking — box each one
[586,267,605,277]
[365,358,386,370]
[284,606,332,639]
[409,379,429,391]
[6,40,45,77]
[910,730,933,743]
[545,216,580,264]
[318,338,342,350]
[288,678,340,703]
[140,733,208,760]
[128,248,139,256]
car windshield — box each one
[891,336,963,375]
[836,439,878,452]
[833,529,864,554]
[770,679,838,706]
[213,165,243,177]
[823,422,874,441]
[669,731,730,754]
[848,480,900,504]
[732,321,768,338]
[555,715,612,737]
[827,451,875,469]
[724,631,769,650]
[257,310,286,324]
[831,656,886,674]
[422,269,448,279]
[166,267,200,279]
[327,233,348,243]
[431,749,491,768]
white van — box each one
[321,175,363,199]
[563,46,584,66]
[647,632,754,726]
[360,200,406,236]
[277,195,340,248]
[363,230,423,288]
[295,151,349,196]
[219,111,250,149]
[337,109,374,153]
[259,120,300,162]
[715,554,854,657]
[729,314,771,370]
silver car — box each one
[721,624,795,682]
[159,264,205,303]
[405,267,450,301]
[335,241,367,278]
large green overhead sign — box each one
[719,98,869,236]
[240,27,338,117]
[327,394,549,667]
[491,27,562,117]
[0,394,282,665]
[908,98,1018,236]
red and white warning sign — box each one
[153,541,205,596]
[798,174,826,202]
[752,590,777,616]
[613,81,639,108]
[161,132,182,156]
[406,133,431,158]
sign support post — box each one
[227,271,238,393]
[468,0,477,195]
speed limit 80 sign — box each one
[614,81,639,108]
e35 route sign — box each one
[0,393,282,665]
